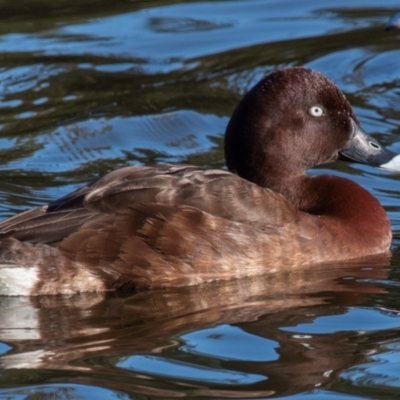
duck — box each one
[0,66,399,296]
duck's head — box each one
[224,67,399,188]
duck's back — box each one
[0,164,297,245]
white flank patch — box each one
[381,154,400,171]
[0,265,39,296]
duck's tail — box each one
[0,238,106,296]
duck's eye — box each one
[308,105,325,117]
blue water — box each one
[1,1,400,398]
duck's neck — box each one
[266,173,392,254]
[267,173,382,217]
[267,174,344,216]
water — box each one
[1,0,400,398]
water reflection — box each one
[0,257,397,398]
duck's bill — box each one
[339,119,400,171]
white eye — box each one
[309,105,325,117]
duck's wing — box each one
[0,207,99,244]
[78,164,297,225]
[0,164,297,246]
[0,165,193,244]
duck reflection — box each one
[0,256,396,398]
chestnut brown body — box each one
[0,67,394,295]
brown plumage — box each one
[0,67,396,295]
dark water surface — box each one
[1,0,400,398]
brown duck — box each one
[0,66,399,296]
